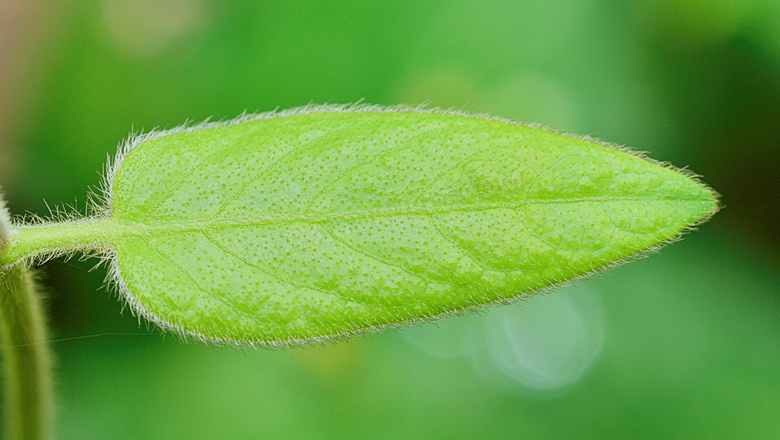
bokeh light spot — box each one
[392,66,478,110]
[400,312,483,360]
[478,72,581,131]
[101,0,206,57]
[471,285,605,393]
[636,0,756,48]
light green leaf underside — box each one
[109,109,717,345]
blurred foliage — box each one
[0,0,778,439]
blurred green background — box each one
[1,0,778,438]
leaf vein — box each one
[209,125,354,219]
[426,213,518,273]
[144,239,268,329]
[320,222,461,290]
[133,198,709,234]
[303,121,421,211]
[200,230,372,308]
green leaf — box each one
[0,105,719,346]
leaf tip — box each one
[680,169,722,227]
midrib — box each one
[0,196,711,267]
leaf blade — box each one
[106,107,718,345]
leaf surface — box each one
[104,107,718,345]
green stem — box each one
[0,264,53,440]
[0,218,115,267]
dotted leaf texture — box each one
[105,105,718,346]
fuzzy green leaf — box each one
[0,106,719,346]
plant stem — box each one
[0,264,53,440]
